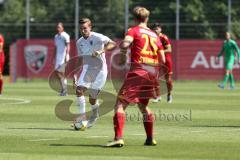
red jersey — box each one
[0,34,4,54]
[158,33,173,74]
[117,26,163,105]
[126,26,163,65]
[159,33,171,54]
[0,35,5,73]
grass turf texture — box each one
[0,80,240,160]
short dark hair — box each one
[79,18,92,27]
[151,23,162,30]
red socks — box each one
[113,112,125,140]
[165,74,173,94]
[0,79,3,94]
[167,80,173,94]
[113,112,154,140]
[143,113,154,140]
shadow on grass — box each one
[50,143,145,148]
[8,127,73,131]
[49,144,103,148]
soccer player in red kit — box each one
[0,34,5,95]
[151,23,173,103]
[104,6,165,147]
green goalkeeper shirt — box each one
[218,39,240,62]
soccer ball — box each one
[73,120,88,131]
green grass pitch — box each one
[0,80,240,160]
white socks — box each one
[64,78,67,89]
[76,97,100,119]
[90,101,99,118]
[76,96,86,115]
[60,77,67,91]
[91,101,99,111]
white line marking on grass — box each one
[27,138,59,142]
[191,130,206,133]
[225,128,240,132]
[0,97,31,105]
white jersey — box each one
[76,32,111,71]
[54,31,70,66]
[76,32,111,90]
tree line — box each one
[0,0,239,74]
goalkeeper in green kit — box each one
[217,32,240,89]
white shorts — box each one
[55,62,66,73]
[77,65,107,91]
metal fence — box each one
[24,0,239,40]
[1,0,239,75]
[1,0,239,41]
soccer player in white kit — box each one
[54,22,70,96]
[73,18,116,129]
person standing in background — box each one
[151,23,173,103]
[0,34,5,96]
[54,22,70,96]
[217,32,240,90]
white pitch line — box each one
[0,97,31,105]
[27,138,59,142]
[191,130,206,133]
[225,128,240,132]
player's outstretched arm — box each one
[0,42,3,53]
[163,35,172,53]
[164,45,172,53]
[159,50,166,64]
[105,40,117,51]
[92,40,117,57]
[120,35,133,49]
[118,35,133,65]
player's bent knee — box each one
[114,100,127,113]
[76,86,85,96]
[167,79,173,84]
[115,107,124,113]
[145,108,152,115]
[56,71,64,77]
[226,70,231,74]
[89,98,97,105]
[138,105,152,115]
[166,74,172,81]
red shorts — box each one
[164,53,173,74]
[117,68,159,106]
[0,53,5,74]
